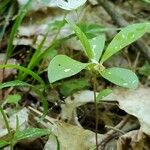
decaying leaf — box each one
[104,87,150,135]
[8,107,29,130]
[28,106,104,150]
[60,90,94,124]
[45,120,103,150]
[61,87,150,136]
[117,130,150,150]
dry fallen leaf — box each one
[61,87,150,136]
[117,130,150,150]
[104,87,150,135]
[45,120,103,150]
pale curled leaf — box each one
[57,0,87,10]
[9,107,28,130]
[100,67,139,89]
[101,22,150,63]
[48,55,89,83]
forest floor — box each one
[0,0,150,150]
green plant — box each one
[48,20,150,149]
[0,126,51,149]
[48,21,150,88]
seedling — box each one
[48,20,150,149]
[48,21,150,88]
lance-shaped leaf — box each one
[0,140,8,149]
[90,34,105,62]
[48,55,89,83]
[101,22,150,63]
[66,19,94,60]
[14,128,50,141]
[100,67,139,89]
[96,89,112,102]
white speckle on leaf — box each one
[91,59,98,64]
[92,45,96,50]
[64,68,71,72]
[115,46,118,50]
[131,34,135,38]
[108,72,111,75]
[132,80,137,84]
[122,34,126,39]
[123,83,128,86]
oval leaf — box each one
[101,22,150,63]
[14,128,50,141]
[48,55,89,83]
[57,0,87,10]
[66,19,94,60]
[6,94,21,104]
[100,67,139,89]
[90,34,105,62]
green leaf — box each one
[0,64,45,85]
[139,63,150,76]
[78,23,104,39]
[90,34,105,62]
[6,94,21,104]
[0,140,8,148]
[0,80,48,116]
[59,78,90,96]
[48,55,89,83]
[66,19,94,60]
[101,22,150,63]
[14,128,50,141]
[6,0,32,61]
[96,89,112,102]
[100,67,139,89]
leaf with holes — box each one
[90,34,105,62]
[100,67,139,89]
[100,22,150,63]
[48,55,89,83]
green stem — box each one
[0,105,14,149]
[92,75,98,150]
[0,105,11,133]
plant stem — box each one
[0,105,14,149]
[92,75,98,150]
[0,105,11,133]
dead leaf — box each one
[104,87,150,135]
[45,120,103,150]
[117,130,150,150]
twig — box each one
[97,0,150,63]
[97,115,130,150]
